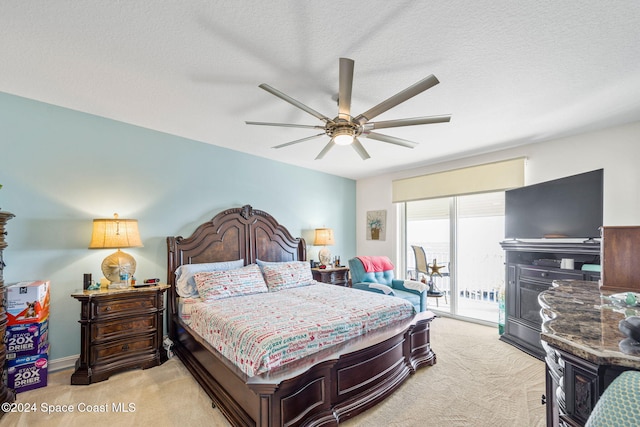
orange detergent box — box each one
[6,280,50,325]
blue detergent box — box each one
[5,346,49,393]
[5,320,49,359]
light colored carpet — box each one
[343,317,546,427]
[1,317,546,427]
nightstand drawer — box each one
[92,294,157,318]
[91,334,157,365]
[91,314,158,342]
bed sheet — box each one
[187,283,415,377]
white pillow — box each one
[174,259,244,297]
[194,264,268,301]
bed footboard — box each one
[172,311,435,426]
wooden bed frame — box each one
[166,205,436,426]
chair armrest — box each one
[392,279,427,312]
[392,279,428,294]
[352,282,396,296]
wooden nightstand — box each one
[70,284,169,385]
[311,266,350,287]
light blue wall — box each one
[0,92,356,361]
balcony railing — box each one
[407,248,504,306]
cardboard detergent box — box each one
[6,280,51,325]
[5,346,49,393]
[5,320,49,358]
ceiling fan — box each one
[246,58,451,160]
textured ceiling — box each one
[2,1,640,179]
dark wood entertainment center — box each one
[499,240,601,359]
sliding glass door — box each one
[406,197,452,313]
[455,192,505,322]
[406,192,505,323]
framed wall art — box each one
[366,210,386,241]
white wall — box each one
[356,120,640,268]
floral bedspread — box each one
[186,283,415,377]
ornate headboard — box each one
[167,205,306,282]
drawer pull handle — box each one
[105,306,112,311]
[122,344,129,351]
[541,272,548,277]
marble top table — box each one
[539,280,640,370]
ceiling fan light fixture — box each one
[248,58,450,160]
[333,128,354,145]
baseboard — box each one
[49,355,78,372]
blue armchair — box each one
[349,256,428,312]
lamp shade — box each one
[89,214,143,249]
[89,213,143,285]
[314,228,335,246]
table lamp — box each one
[314,228,335,266]
[89,213,143,286]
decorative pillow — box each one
[175,259,244,297]
[262,261,314,291]
[194,264,268,301]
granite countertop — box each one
[539,280,640,369]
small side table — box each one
[312,266,350,287]
[70,284,169,385]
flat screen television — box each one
[504,169,603,239]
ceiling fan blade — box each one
[259,84,331,123]
[246,121,325,130]
[366,114,451,130]
[351,137,371,160]
[273,133,326,149]
[338,58,354,119]
[364,131,418,148]
[315,139,336,160]
[354,74,440,125]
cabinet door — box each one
[560,350,601,426]
[564,363,598,425]
[518,278,550,328]
[507,264,517,318]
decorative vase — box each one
[371,228,380,240]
